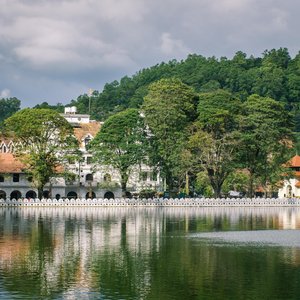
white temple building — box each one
[0,107,162,200]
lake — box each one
[0,207,299,299]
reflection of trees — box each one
[0,211,82,298]
[0,207,299,299]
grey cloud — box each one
[0,0,300,106]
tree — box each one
[5,108,78,198]
[89,108,147,197]
[238,94,294,197]
[142,78,198,193]
[33,101,64,113]
[0,97,21,125]
[186,90,241,197]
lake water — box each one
[0,207,299,300]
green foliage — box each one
[238,94,295,196]
[142,78,198,191]
[223,171,250,194]
[33,101,64,113]
[139,189,156,198]
[67,48,300,129]
[0,97,21,127]
[89,108,147,196]
[186,90,241,197]
[4,108,79,198]
[194,172,214,197]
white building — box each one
[278,155,300,198]
[0,107,162,199]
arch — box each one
[103,173,111,182]
[67,191,78,199]
[55,194,61,200]
[10,190,21,200]
[125,191,132,198]
[8,141,14,153]
[43,190,50,198]
[86,173,93,181]
[104,191,114,199]
[84,136,92,147]
[0,190,6,199]
[0,143,7,153]
[86,191,96,199]
[26,190,37,199]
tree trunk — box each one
[247,173,254,198]
[38,186,43,199]
[120,170,129,198]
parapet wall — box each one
[0,197,300,207]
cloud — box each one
[160,33,190,56]
[0,89,11,98]
[0,0,299,106]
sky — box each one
[1,0,300,107]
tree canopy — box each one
[89,108,147,196]
[0,97,21,127]
[142,78,198,193]
[4,108,78,198]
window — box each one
[84,137,91,148]
[0,175,4,182]
[13,174,20,182]
[86,156,93,164]
[103,173,111,182]
[86,173,93,181]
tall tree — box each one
[187,90,241,197]
[89,108,147,197]
[239,94,294,197]
[5,108,78,198]
[142,78,198,193]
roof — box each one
[288,155,300,168]
[73,122,101,146]
[0,153,25,173]
[295,181,300,188]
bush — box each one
[139,189,156,198]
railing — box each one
[0,197,300,207]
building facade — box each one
[278,155,300,198]
[0,108,162,199]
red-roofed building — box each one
[278,155,300,198]
[1,108,162,200]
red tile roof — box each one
[0,153,25,173]
[295,181,300,188]
[74,122,101,147]
[288,155,300,168]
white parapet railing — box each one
[0,197,300,207]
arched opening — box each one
[55,194,61,200]
[26,190,37,199]
[86,191,96,199]
[10,190,21,200]
[84,136,91,148]
[104,191,114,199]
[86,173,93,181]
[125,191,132,198]
[103,173,111,182]
[0,190,6,199]
[43,190,50,198]
[67,191,78,199]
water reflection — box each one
[0,207,299,299]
